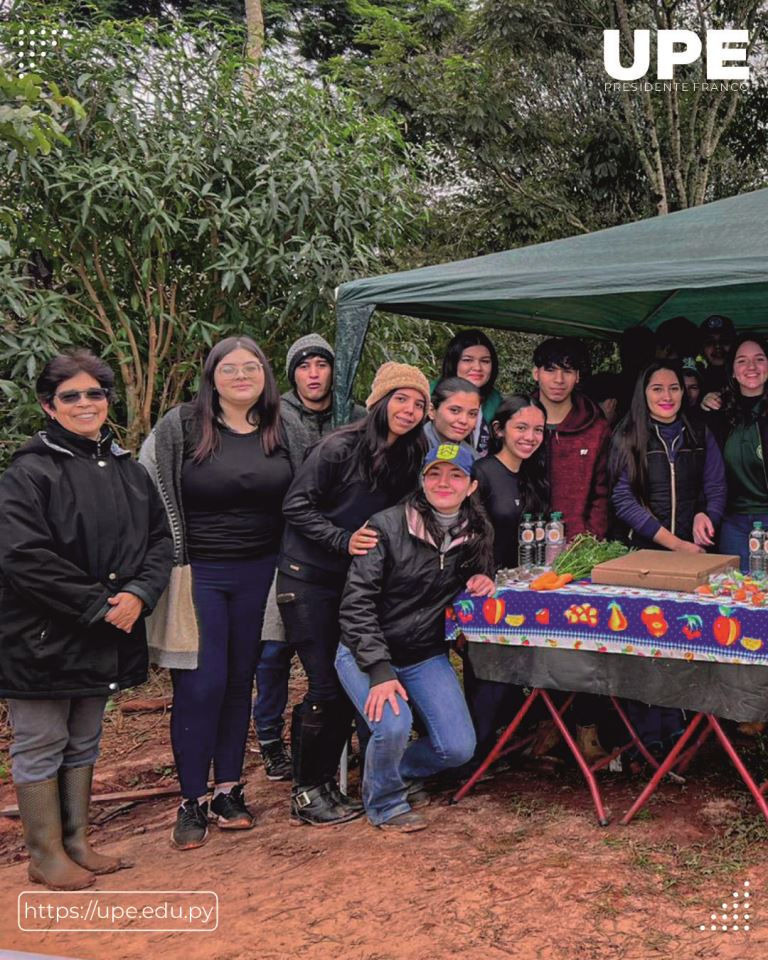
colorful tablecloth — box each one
[446,581,768,667]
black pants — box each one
[277,573,360,788]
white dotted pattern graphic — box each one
[700,881,751,933]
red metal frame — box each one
[451,690,664,826]
[620,712,768,825]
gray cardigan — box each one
[139,406,198,669]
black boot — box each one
[324,780,364,813]
[290,703,362,826]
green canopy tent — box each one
[333,187,768,421]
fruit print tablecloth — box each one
[446,580,768,667]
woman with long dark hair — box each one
[475,395,549,568]
[0,350,172,889]
[460,395,550,765]
[609,360,726,760]
[278,361,430,826]
[610,360,725,552]
[140,336,292,850]
[708,334,768,569]
[335,443,495,831]
[438,331,503,455]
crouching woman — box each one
[335,444,495,832]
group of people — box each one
[2,312,767,890]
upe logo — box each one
[604,30,749,81]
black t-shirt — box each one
[181,424,292,561]
[476,456,523,569]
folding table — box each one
[446,580,768,825]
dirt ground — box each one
[1,669,766,960]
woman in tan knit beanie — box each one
[278,361,430,825]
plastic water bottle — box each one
[518,513,535,570]
[544,512,567,568]
[534,514,546,567]
[749,521,766,576]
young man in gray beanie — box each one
[253,333,365,780]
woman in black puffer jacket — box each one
[335,443,495,832]
[0,350,172,891]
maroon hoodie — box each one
[542,391,610,540]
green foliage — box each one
[329,0,767,255]
[0,9,423,454]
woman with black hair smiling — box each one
[610,360,725,554]
[475,395,549,569]
[462,395,549,765]
[438,331,503,456]
[278,361,430,827]
[424,377,482,456]
[707,333,768,570]
[140,336,292,851]
[0,349,171,889]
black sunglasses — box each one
[54,388,111,405]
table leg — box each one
[707,715,768,824]
[539,689,610,826]
[609,696,662,770]
[451,687,540,804]
[620,712,705,826]
[673,723,713,776]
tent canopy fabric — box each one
[333,188,768,422]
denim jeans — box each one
[252,640,295,742]
[335,645,475,826]
[719,512,768,572]
[171,554,276,799]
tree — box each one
[329,0,767,258]
[243,0,264,86]
[1,10,424,452]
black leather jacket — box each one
[0,422,172,698]
[339,503,480,686]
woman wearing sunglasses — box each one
[140,336,292,851]
[0,350,172,890]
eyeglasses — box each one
[54,388,110,404]
[217,362,263,379]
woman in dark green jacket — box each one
[708,334,768,570]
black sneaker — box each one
[209,784,255,830]
[260,740,292,781]
[171,799,209,850]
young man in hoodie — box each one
[532,337,612,762]
[533,337,610,541]
[254,334,365,780]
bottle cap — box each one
[552,512,563,520]
[755,522,764,530]
[523,513,532,521]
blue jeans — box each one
[252,640,295,742]
[335,645,475,826]
[171,555,276,799]
[719,512,768,572]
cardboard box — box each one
[591,550,740,592]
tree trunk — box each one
[244,0,264,92]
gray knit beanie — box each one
[286,334,335,386]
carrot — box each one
[530,571,559,590]
[530,571,574,591]
[752,593,766,606]
[695,584,714,595]
[733,589,748,602]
